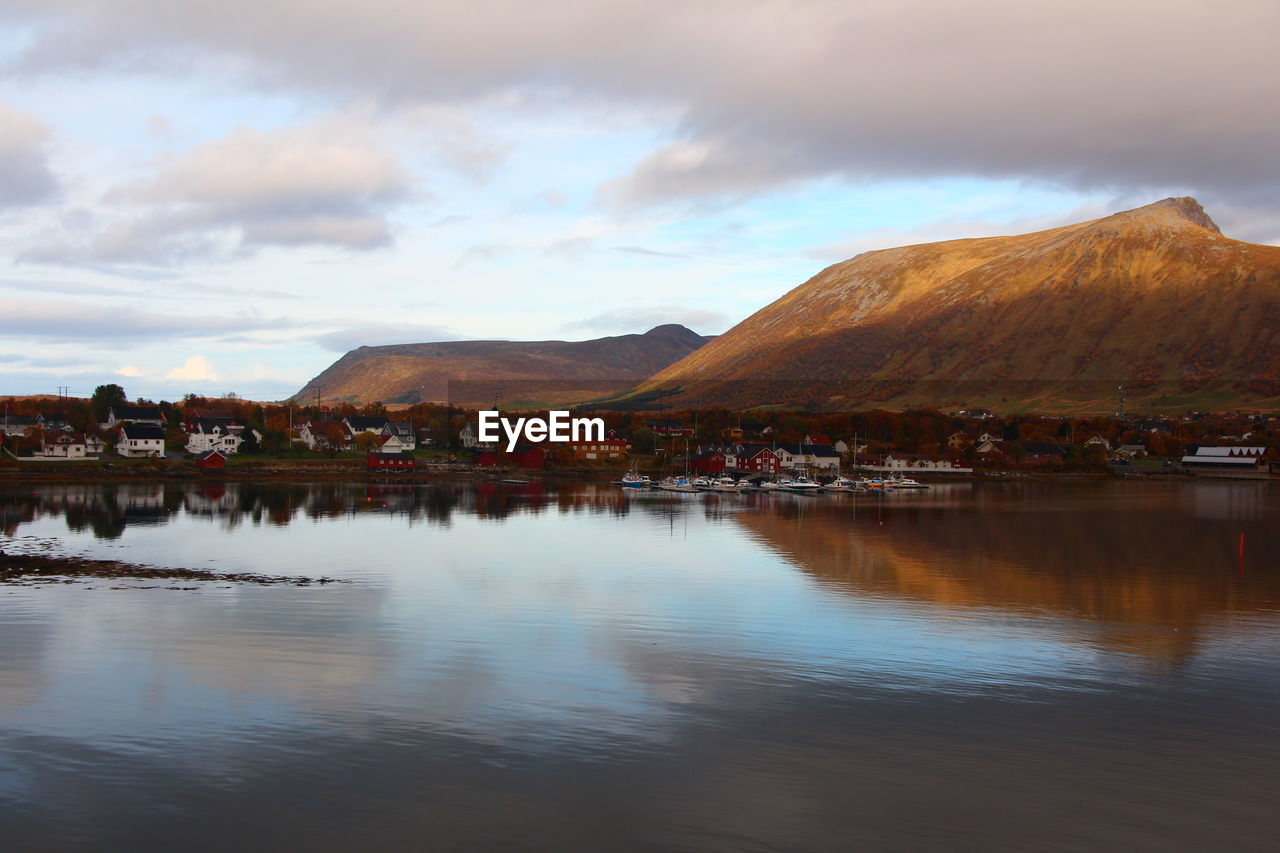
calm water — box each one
[2,479,1279,851]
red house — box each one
[567,428,631,461]
[194,450,227,470]
[367,452,416,473]
[738,447,781,475]
[510,446,547,469]
[689,451,733,474]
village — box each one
[2,384,1279,479]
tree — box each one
[91,384,128,424]
[240,429,261,455]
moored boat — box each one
[786,475,823,493]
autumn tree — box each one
[90,384,128,424]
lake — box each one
[2,479,1279,851]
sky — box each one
[2,0,1279,402]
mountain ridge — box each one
[294,324,713,406]
[635,198,1280,413]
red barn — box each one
[689,451,733,474]
[194,450,227,470]
[510,445,547,469]
[367,452,416,473]
[738,447,781,475]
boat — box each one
[620,470,652,489]
[758,477,794,491]
[711,475,748,492]
[500,478,531,485]
[692,476,715,490]
[786,475,823,493]
[887,476,929,489]
[657,476,699,493]
[825,475,861,492]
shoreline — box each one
[0,550,349,586]
[0,462,1145,487]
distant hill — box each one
[633,198,1280,413]
[293,324,713,407]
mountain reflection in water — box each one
[2,479,1279,851]
[4,480,1275,668]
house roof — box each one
[111,405,164,421]
[189,417,242,434]
[186,408,233,420]
[773,443,840,457]
[121,423,166,440]
[1181,454,1260,466]
[347,416,391,431]
[194,450,227,460]
[2,414,39,426]
[1193,446,1265,457]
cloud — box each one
[806,202,1118,261]
[116,365,141,377]
[164,355,219,381]
[0,100,59,208]
[566,306,727,335]
[6,0,1280,213]
[20,117,412,267]
[0,298,299,344]
[312,323,464,352]
[613,245,693,260]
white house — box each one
[1084,435,1113,450]
[36,431,89,458]
[0,414,39,437]
[382,421,415,451]
[377,433,413,454]
[344,416,391,436]
[880,453,972,473]
[300,419,352,451]
[186,419,245,455]
[116,423,166,458]
[459,422,496,450]
[105,405,165,429]
[770,443,842,470]
[1180,446,1267,470]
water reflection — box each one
[4,481,1277,671]
[3,480,1280,850]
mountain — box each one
[636,198,1280,413]
[293,324,712,407]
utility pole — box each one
[1117,384,1126,419]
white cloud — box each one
[6,0,1280,212]
[21,116,412,267]
[164,355,219,381]
[313,323,464,352]
[566,306,727,335]
[116,365,141,377]
[0,297,299,344]
[0,100,59,208]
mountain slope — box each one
[638,198,1280,413]
[294,324,712,406]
